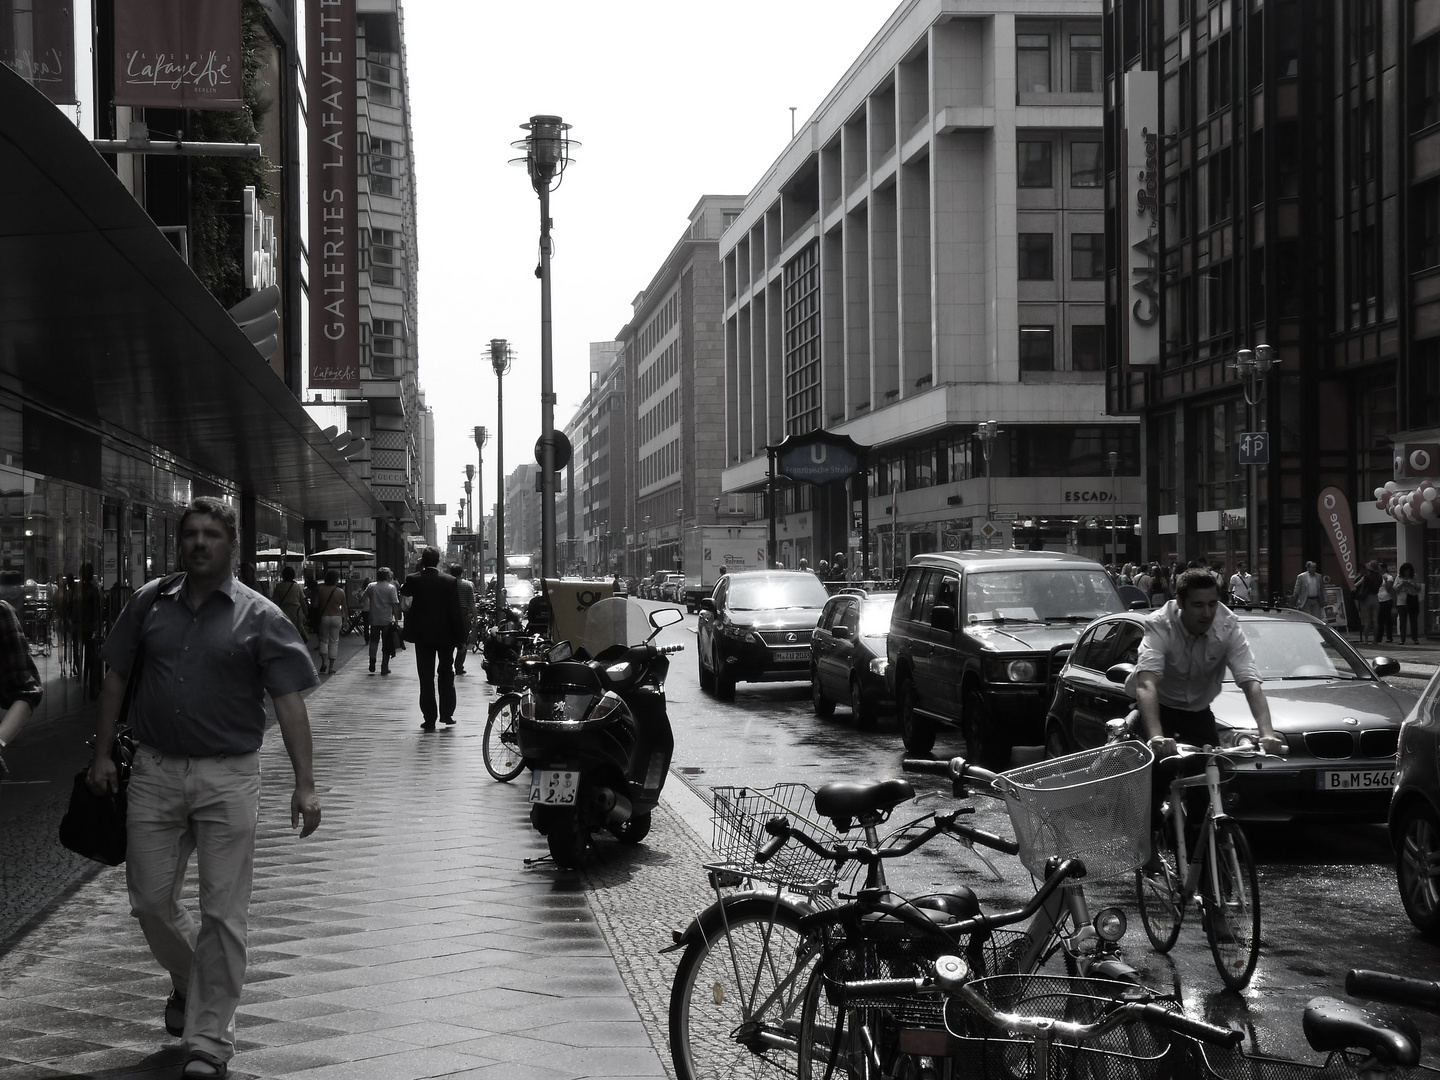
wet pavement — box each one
[0,639,668,1079]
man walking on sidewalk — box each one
[364,567,400,675]
[86,496,321,1079]
[400,547,466,731]
[449,564,475,676]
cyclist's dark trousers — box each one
[1153,704,1220,834]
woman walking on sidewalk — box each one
[315,570,346,675]
[1396,563,1423,645]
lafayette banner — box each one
[1,0,76,104]
[1317,486,1360,587]
[113,0,242,110]
[306,0,359,388]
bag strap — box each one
[117,572,186,730]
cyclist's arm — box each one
[1237,680,1283,752]
[1132,670,1179,758]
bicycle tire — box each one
[1203,819,1261,991]
[795,953,872,1080]
[482,695,525,783]
[1136,825,1185,953]
[669,896,819,1080]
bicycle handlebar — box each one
[903,756,1002,788]
[1346,969,1440,1013]
[755,803,1019,867]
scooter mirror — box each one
[549,640,573,662]
[650,607,685,631]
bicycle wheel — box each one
[482,695,525,782]
[796,956,871,1080]
[670,897,819,1080]
[1136,825,1185,953]
[1203,819,1260,991]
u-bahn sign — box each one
[770,430,868,485]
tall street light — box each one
[1235,344,1277,595]
[979,420,999,549]
[490,339,513,609]
[473,426,487,593]
[512,115,578,581]
[463,470,474,572]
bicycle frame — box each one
[1164,759,1236,914]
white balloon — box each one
[1422,501,1436,519]
[1426,487,1439,502]
[1374,486,1387,500]
[1386,481,1401,491]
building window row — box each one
[366,52,400,106]
[367,137,400,197]
[639,387,681,445]
[637,340,678,405]
[639,438,681,490]
[1018,139,1103,189]
[1017,232,1105,281]
[1015,22,1103,96]
[1018,324,1105,373]
[637,291,679,363]
[783,241,821,435]
[369,227,401,287]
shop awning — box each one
[0,66,386,521]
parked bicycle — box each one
[482,636,551,783]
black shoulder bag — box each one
[59,572,183,866]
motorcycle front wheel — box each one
[483,695,525,783]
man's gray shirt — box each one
[102,574,319,756]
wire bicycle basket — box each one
[996,743,1154,881]
[709,783,842,891]
[943,973,1179,1080]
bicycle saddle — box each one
[1302,997,1421,1066]
[814,779,915,829]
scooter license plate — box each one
[531,769,580,806]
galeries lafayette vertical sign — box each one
[1124,70,1160,366]
[113,0,242,109]
[307,0,359,388]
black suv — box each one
[886,551,1125,767]
[698,570,831,700]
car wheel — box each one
[898,680,935,755]
[811,666,835,718]
[714,643,736,701]
[697,644,714,694]
[1044,721,1070,760]
[964,689,1011,771]
[1396,801,1440,936]
[850,676,878,730]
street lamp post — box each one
[513,115,578,582]
[676,507,683,569]
[979,420,999,548]
[490,339,512,609]
[1235,344,1277,595]
[1107,450,1118,565]
[473,426,487,593]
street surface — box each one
[641,602,1440,1063]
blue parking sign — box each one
[1238,432,1269,466]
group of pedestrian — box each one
[1351,559,1424,644]
[1112,558,1257,610]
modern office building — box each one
[718,0,1139,576]
[617,195,749,576]
[504,462,542,564]
[1103,0,1440,626]
[0,0,426,719]
[556,343,628,577]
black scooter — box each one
[518,598,684,867]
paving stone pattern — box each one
[0,649,669,1079]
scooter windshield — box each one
[582,597,651,655]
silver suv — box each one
[886,550,1126,767]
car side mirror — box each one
[832,624,853,639]
[1372,656,1401,678]
[931,605,955,633]
[699,598,717,614]
[1105,662,1134,685]
[1129,599,1151,610]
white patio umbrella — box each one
[309,547,375,560]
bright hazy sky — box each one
[405,1,899,532]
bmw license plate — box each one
[530,769,579,805]
[774,650,808,662]
[1316,768,1395,791]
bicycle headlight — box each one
[1093,907,1127,942]
[1006,660,1037,683]
[869,657,888,677]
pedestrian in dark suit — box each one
[400,547,466,731]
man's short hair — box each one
[179,496,238,543]
[282,566,296,581]
[378,567,392,580]
[449,564,464,576]
[1175,568,1220,604]
[420,546,440,567]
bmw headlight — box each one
[1006,660,1037,683]
[869,657,888,677]
[1218,726,1260,749]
